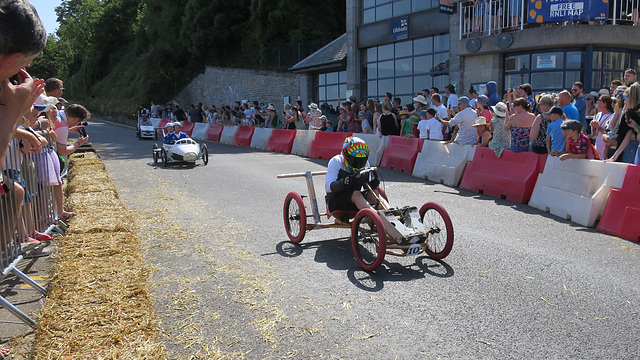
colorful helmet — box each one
[342,136,369,172]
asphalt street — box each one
[87,119,639,359]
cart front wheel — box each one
[284,192,306,244]
[351,208,386,272]
[161,149,168,167]
[419,202,454,260]
[152,144,159,163]
[201,144,209,165]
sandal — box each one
[59,211,75,220]
[33,231,53,241]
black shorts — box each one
[326,190,359,213]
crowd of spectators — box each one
[150,67,640,167]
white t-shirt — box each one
[433,104,448,120]
[447,93,459,108]
[418,118,444,140]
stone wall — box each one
[175,66,303,112]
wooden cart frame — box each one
[278,170,454,271]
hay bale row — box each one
[32,152,167,359]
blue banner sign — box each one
[527,0,609,23]
[390,16,409,42]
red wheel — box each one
[283,192,306,244]
[419,202,454,259]
[351,208,386,271]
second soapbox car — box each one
[136,116,158,140]
[278,168,454,272]
[153,137,209,167]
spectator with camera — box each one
[52,104,90,219]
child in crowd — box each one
[546,106,567,156]
[559,120,600,160]
[417,109,444,140]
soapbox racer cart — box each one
[136,116,158,140]
[278,168,454,272]
[152,138,209,167]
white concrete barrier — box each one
[291,130,317,157]
[412,141,473,187]
[528,157,629,227]
[150,118,162,128]
[250,128,272,150]
[220,126,238,144]
[192,123,210,140]
[356,133,389,167]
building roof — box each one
[289,34,347,73]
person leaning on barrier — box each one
[325,137,389,215]
[558,120,600,161]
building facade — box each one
[291,0,640,107]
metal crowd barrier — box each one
[1,132,63,327]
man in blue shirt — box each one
[571,82,586,130]
[558,90,579,123]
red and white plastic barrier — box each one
[380,136,424,174]
[191,123,209,140]
[250,128,272,150]
[412,142,475,187]
[220,126,238,144]
[291,130,317,157]
[528,157,628,227]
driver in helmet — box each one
[173,122,189,140]
[163,122,177,144]
[325,136,389,213]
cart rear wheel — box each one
[161,149,168,167]
[419,202,454,260]
[284,192,306,244]
[201,144,209,165]
[152,144,158,163]
[351,208,386,272]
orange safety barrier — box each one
[206,125,224,142]
[181,122,195,137]
[308,132,352,160]
[266,129,297,153]
[379,136,424,174]
[597,165,640,242]
[234,126,255,147]
[459,148,547,203]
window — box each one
[317,70,347,108]
[504,50,585,94]
[592,50,632,90]
[361,0,436,24]
[362,34,449,105]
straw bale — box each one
[68,163,107,179]
[32,155,167,360]
[66,210,133,234]
[69,151,100,161]
[66,190,121,213]
[65,177,116,194]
